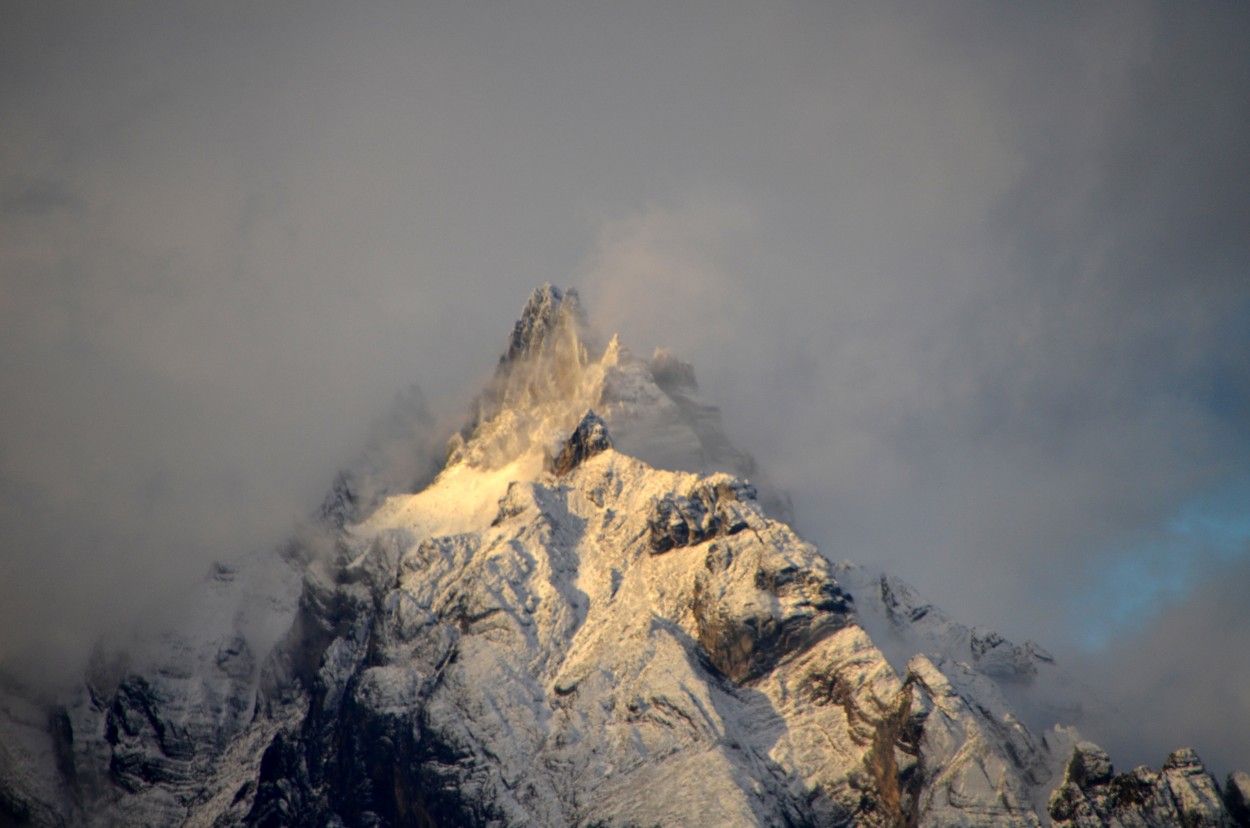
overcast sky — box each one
[2,1,1248,776]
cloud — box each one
[0,0,1247,774]
[1075,552,1250,780]
[578,201,756,357]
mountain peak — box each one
[4,285,1247,827]
[503,284,586,365]
[447,287,774,508]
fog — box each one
[2,2,1248,775]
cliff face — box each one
[1,286,1245,828]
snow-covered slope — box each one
[1,285,1244,827]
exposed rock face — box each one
[504,283,587,365]
[2,285,1246,827]
[645,476,755,555]
[1227,771,1250,826]
[547,409,611,476]
[690,529,853,684]
[1049,743,1245,828]
[0,543,302,828]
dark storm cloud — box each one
[1,0,1247,771]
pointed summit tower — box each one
[502,284,588,365]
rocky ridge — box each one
[1049,743,1244,828]
[0,285,1245,827]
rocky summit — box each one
[0,286,1246,827]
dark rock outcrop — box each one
[646,478,756,555]
[1227,771,1250,826]
[547,410,611,476]
[1050,742,1241,827]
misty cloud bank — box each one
[2,1,1248,775]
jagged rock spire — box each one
[1048,743,1245,827]
[503,284,586,365]
[449,285,595,469]
[444,286,789,520]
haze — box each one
[2,2,1247,776]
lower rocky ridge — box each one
[1050,743,1247,828]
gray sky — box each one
[2,2,1248,775]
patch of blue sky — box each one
[1070,480,1250,651]
[1165,481,1250,560]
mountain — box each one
[1,285,1245,827]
